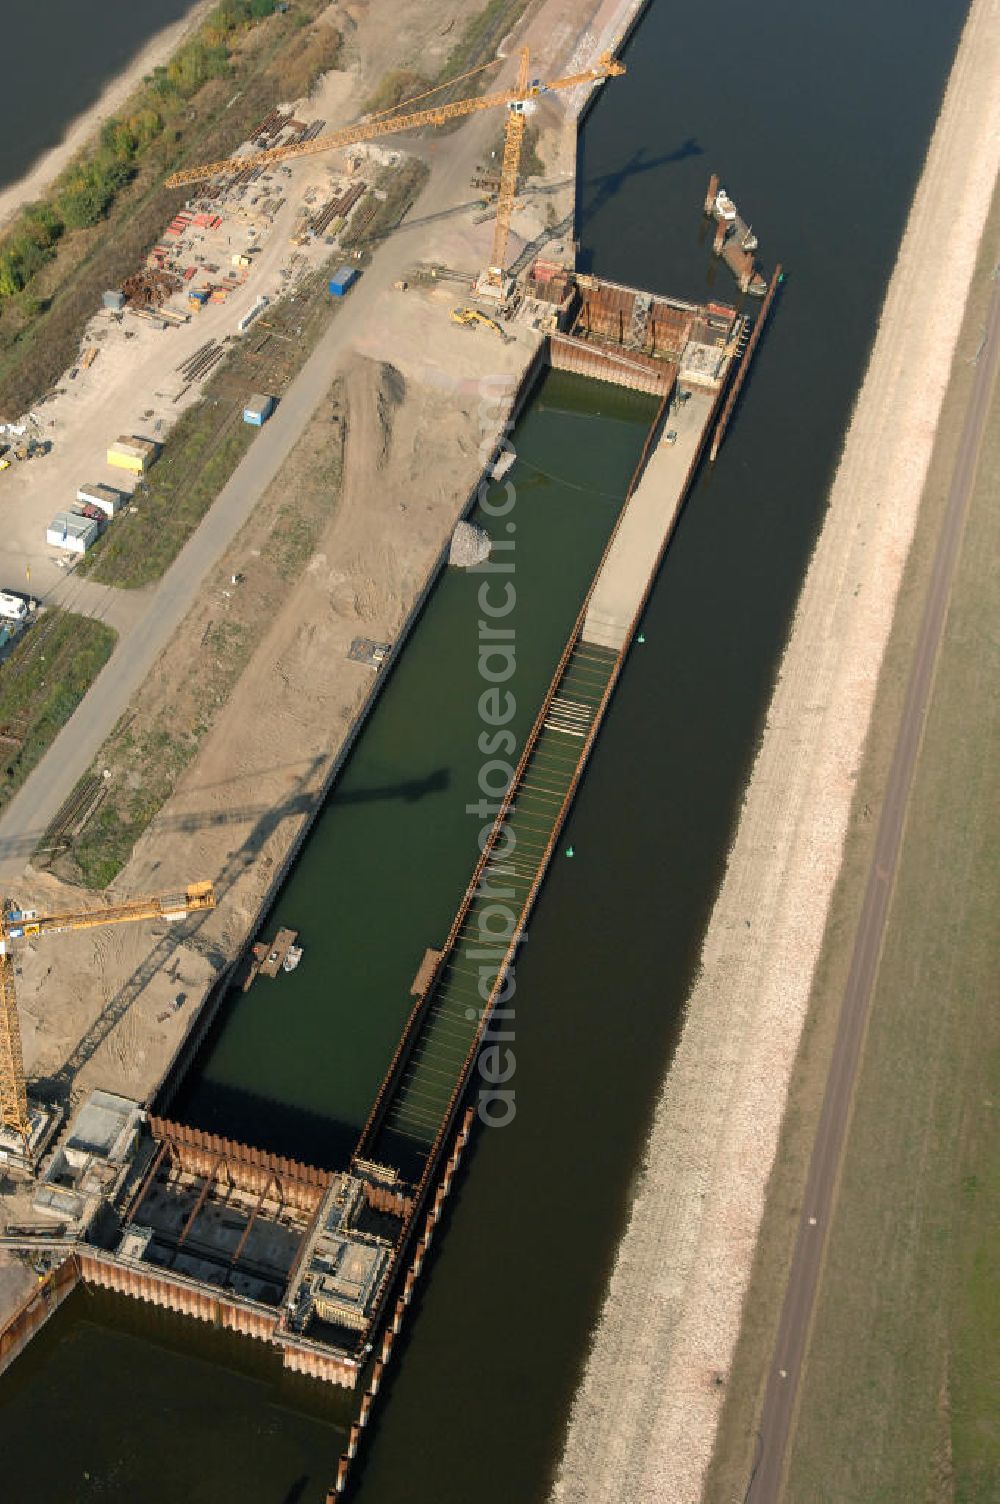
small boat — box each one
[283,944,303,973]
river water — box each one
[0,0,968,1500]
[0,2,199,201]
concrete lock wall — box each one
[0,1256,80,1379]
[147,1117,331,1213]
[77,1250,279,1340]
[550,333,675,395]
[74,1252,358,1387]
[281,1342,358,1388]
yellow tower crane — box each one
[165,48,625,291]
[0,882,216,1146]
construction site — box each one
[0,0,785,1495]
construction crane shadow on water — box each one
[396,144,698,270]
[29,760,451,1107]
[149,767,452,835]
[20,756,289,1105]
[279,1479,310,1504]
[574,138,704,270]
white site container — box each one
[77,482,127,518]
[47,511,100,555]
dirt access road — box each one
[747,264,1000,1504]
[0,0,610,884]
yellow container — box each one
[108,435,158,473]
[107,447,145,473]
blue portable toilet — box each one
[329,266,359,297]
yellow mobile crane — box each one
[0,882,216,1146]
[165,47,625,290]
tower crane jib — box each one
[0,882,216,1148]
[164,49,625,287]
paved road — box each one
[0,79,527,884]
[747,273,1000,1502]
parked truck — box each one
[0,591,29,622]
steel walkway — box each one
[358,641,619,1179]
[352,388,692,1186]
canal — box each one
[0,0,969,1500]
[168,373,658,1169]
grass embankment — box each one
[0,0,340,417]
[364,0,533,124]
[704,192,1000,1504]
[54,380,344,889]
[439,0,533,87]
[0,613,116,812]
[78,405,253,588]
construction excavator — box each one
[0,882,216,1147]
[450,306,513,343]
[165,47,625,291]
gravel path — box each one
[549,4,1000,1500]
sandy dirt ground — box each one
[0,338,528,1249]
[0,0,620,604]
[0,2,215,236]
[0,33,424,601]
[548,5,1000,1502]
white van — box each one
[0,591,28,621]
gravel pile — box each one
[448,520,491,568]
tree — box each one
[21,202,62,248]
[57,160,130,230]
[0,249,24,297]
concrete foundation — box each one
[584,389,717,648]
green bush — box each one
[56,158,132,230]
[223,0,277,20]
[166,38,230,97]
[148,64,177,101]
[8,235,50,281]
[21,202,63,248]
[99,108,163,162]
[0,249,23,296]
[0,206,64,294]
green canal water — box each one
[169,371,657,1167]
[0,0,971,1498]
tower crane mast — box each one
[165,48,625,289]
[0,882,216,1147]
